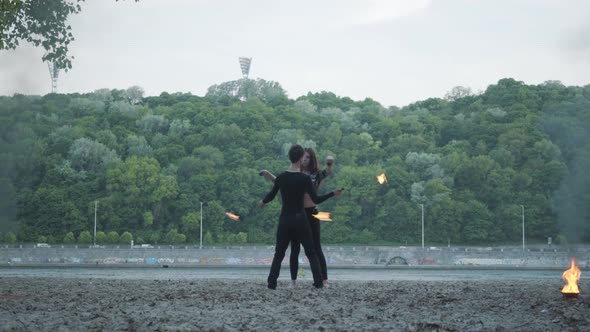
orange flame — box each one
[376,173,388,185]
[225,212,240,221]
[561,258,581,294]
[313,211,332,222]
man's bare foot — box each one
[290,280,297,288]
[323,280,329,288]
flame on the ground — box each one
[225,212,240,221]
[376,173,387,184]
[313,211,332,221]
[561,258,581,294]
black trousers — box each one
[267,212,323,288]
[289,207,328,281]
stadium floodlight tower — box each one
[47,61,59,93]
[239,57,252,78]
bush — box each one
[37,235,47,243]
[120,231,133,244]
[46,235,56,244]
[4,232,16,244]
[226,232,248,245]
[555,234,568,245]
[78,231,92,244]
[106,231,119,244]
[149,232,161,244]
[175,233,186,244]
[165,229,185,245]
[96,231,106,244]
[213,232,223,244]
[236,232,248,244]
[63,232,75,244]
[356,229,377,244]
[204,231,213,247]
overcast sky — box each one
[1,0,589,107]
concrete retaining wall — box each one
[1,245,589,268]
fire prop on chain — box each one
[376,173,387,185]
[313,211,332,222]
[225,212,240,221]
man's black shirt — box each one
[262,171,334,216]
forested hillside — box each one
[1,78,588,246]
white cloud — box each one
[1,0,589,107]
[357,0,432,25]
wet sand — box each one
[0,277,589,331]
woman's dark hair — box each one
[304,147,320,175]
[288,144,305,163]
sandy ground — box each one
[0,277,589,331]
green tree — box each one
[181,211,200,235]
[125,135,153,157]
[143,211,153,227]
[462,200,496,243]
[125,86,144,105]
[106,156,178,229]
[136,114,168,134]
[2,77,589,244]
[19,187,83,240]
[445,86,473,101]
[206,78,287,103]
[67,137,121,173]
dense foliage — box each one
[1,78,589,245]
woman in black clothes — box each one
[258,144,343,289]
[260,148,334,287]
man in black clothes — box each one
[258,144,343,289]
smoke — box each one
[552,152,590,243]
[541,97,590,243]
[0,177,18,235]
[0,44,47,95]
[0,128,21,236]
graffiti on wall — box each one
[454,258,524,265]
[1,248,586,267]
[386,256,408,265]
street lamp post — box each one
[93,200,97,246]
[521,205,525,251]
[420,204,424,249]
[200,202,203,249]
